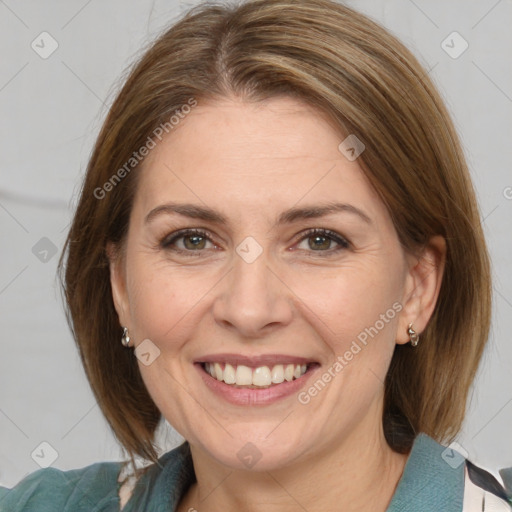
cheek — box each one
[288,262,402,347]
[124,258,183,343]
[125,257,220,349]
[288,266,403,408]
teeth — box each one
[284,364,295,382]
[204,362,308,387]
[271,365,284,384]
[214,362,223,381]
[235,365,253,385]
[253,366,272,386]
[223,363,236,384]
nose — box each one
[212,248,294,338]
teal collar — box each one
[123,433,464,511]
[386,433,465,511]
[123,441,195,511]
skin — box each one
[109,95,446,512]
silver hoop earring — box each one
[407,323,419,347]
[121,327,131,348]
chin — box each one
[193,428,314,472]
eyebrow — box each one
[144,201,372,226]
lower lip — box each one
[195,363,319,406]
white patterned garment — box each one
[117,462,140,511]
[463,465,512,511]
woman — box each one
[1,0,511,510]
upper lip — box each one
[195,353,319,368]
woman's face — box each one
[110,96,441,470]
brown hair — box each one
[58,0,492,472]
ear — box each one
[396,235,446,345]
[106,241,130,328]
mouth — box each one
[199,361,317,389]
[194,354,321,405]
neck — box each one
[178,419,409,512]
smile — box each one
[202,362,308,388]
[195,354,320,406]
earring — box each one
[407,323,419,347]
[121,327,131,348]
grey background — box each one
[1,0,511,488]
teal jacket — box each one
[1,434,511,511]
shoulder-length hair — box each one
[58,0,491,474]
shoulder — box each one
[0,460,123,512]
[386,434,512,512]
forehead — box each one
[133,96,388,226]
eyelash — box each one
[159,228,350,257]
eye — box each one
[160,229,217,254]
[294,228,350,254]
[159,227,350,257]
